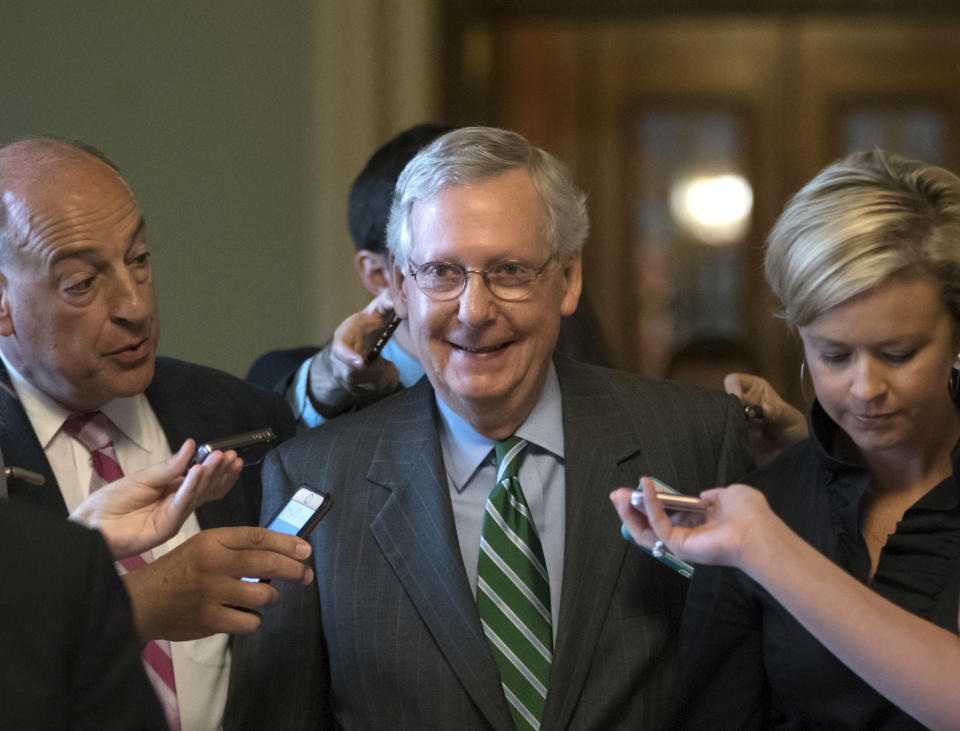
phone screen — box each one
[268,496,323,536]
[242,487,330,583]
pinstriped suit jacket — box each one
[226,354,753,730]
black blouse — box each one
[678,400,960,730]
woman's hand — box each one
[70,439,242,559]
[610,478,778,570]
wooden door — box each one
[446,14,960,405]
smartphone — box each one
[191,427,278,467]
[265,486,331,538]
[363,313,402,365]
[630,490,707,514]
[242,486,331,584]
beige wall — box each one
[0,0,439,378]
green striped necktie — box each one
[477,436,552,730]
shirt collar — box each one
[809,396,960,512]
[0,347,153,450]
[436,362,564,492]
[381,338,424,389]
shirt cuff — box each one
[289,355,327,429]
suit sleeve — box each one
[678,562,770,729]
[713,392,756,487]
[224,448,331,730]
[70,528,169,730]
[674,395,766,728]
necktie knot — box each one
[62,411,124,485]
[62,411,114,453]
[495,436,528,483]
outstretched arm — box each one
[611,481,960,731]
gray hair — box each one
[765,149,960,329]
[386,126,589,269]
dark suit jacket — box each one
[0,498,167,730]
[226,356,753,729]
[246,345,322,392]
[0,355,296,528]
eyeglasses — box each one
[408,256,555,301]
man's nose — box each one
[108,271,153,323]
[457,270,496,325]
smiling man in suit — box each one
[228,127,753,730]
[0,136,313,731]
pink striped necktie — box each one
[62,411,181,731]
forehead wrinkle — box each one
[0,138,140,256]
[10,188,142,265]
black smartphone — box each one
[264,486,332,538]
[242,486,331,584]
[363,313,402,365]
[191,427,278,467]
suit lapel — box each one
[366,382,515,731]
[541,356,646,729]
[0,361,65,514]
[145,358,201,454]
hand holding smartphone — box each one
[242,486,330,584]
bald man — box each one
[0,137,311,730]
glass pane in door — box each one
[630,110,754,384]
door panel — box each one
[449,15,960,405]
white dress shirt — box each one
[1,350,230,731]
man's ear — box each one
[559,251,583,317]
[353,250,390,296]
[0,272,14,337]
[388,257,410,319]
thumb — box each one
[723,372,745,399]
[139,439,196,486]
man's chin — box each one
[95,358,156,404]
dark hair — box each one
[347,123,452,254]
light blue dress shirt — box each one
[436,363,566,639]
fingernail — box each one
[295,541,312,559]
